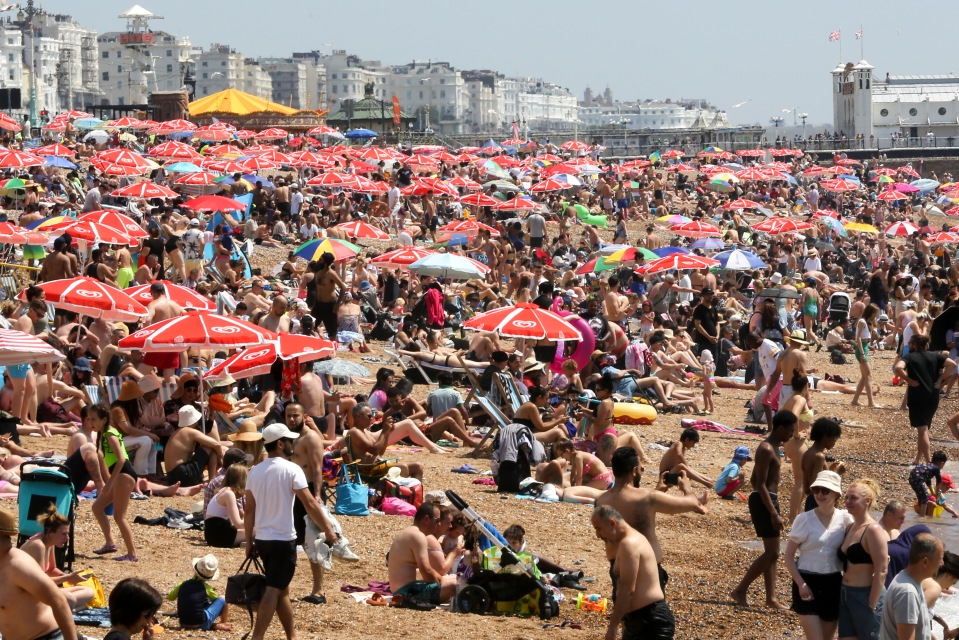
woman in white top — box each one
[784,470,853,640]
[203,464,246,548]
[851,304,882,408]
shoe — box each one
[313,540,334,571]
[301,594,326,605]
[166,518,193,530]
[332,538,360,562]
[114,554,138,562]
[93,544,117,555]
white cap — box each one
[189,218,201,226]
[262,423,299,444]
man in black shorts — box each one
[245,424,336,640]
[730,410,796,610]
[164,406,222,487]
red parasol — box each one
[124,280,216,310]
[110,182,179,199]
[205,334,337,381]
[119,310,274,352]
[26,277,147,321]
[331,220,391,240]
[635,254,720,275]
[464,303,583,340]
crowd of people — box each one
[1,118,959,639]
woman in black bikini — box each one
[512,387,570,444]
[836,478,888,640]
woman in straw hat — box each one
[227,422,264,464]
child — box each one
[714,446,752,499]
[800,418,845,513]
[699,349,715,415]
[658,428,715,490]
[166,555,231,632]
[909,451,953,518]
[104,577,164,640]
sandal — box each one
[301,594,326,605]
[93,544,117,555]
[113,554,138,562]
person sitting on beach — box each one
[343,403,430,478]
[513,387,572,445]
[103,577,163,640]
[715,446,752,500]
[203,463,246,549]
[535,439,614,490]
[164,406,223,488]
[908,451,956,518]
[20,505,95,611]
[658,428,715,490]
[399,344,489,370]
[425,373,480,447]
[166,554,232,632]
[580,376,647,466]
[387,503,457,607]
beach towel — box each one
[425,288,444,327]
[341,581,392,595]
[680,418,762,437]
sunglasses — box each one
[811,487,834,496]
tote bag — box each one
[334,463,369,516]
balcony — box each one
[119,33,154,45]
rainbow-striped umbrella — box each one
[293,238,360,263]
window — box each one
[102,71,109,81]
[406,91,411,99]
[166,49,172,57]
[117,65,123,73]
[440,90,446,99]
[201,61,207,67]
[117,96,124,104]
[101,50,108,59]
[439,78,445,85]
[880,108,888,117]
[5,54,10,62]
[166,64,173,73]
[331,85,337,94]
[221,61,226,67]
[939,107,947,116]
[7,71,11,82]
[331,73,337,79]
[201,72,207,79]
[419,90,423,99]
[909,107,918,116]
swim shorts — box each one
[837,584,883,639]
[117,266,135,289]
[393,580,441,605]
[7,363,30,379]
[621,599,675,640]
[312,301,338,339]
[254,538,297,589]
[143,351,180,372]
[748,491,781,539]
[906,389,939,428]
[166,448,210,487]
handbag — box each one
[226,556,267,640]
[334,463,369,516]
[65,571,105,608]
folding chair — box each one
[456,355,512,457]
[101,377,123,405]
[83,384,102,407]
[0,273,17,301]
[493,372,524,417]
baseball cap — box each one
[701,287,714,296]
[733,445,752,461]
[189,218,201,226]
[262,423,299,444]
[943,473,957,490]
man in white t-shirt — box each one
[289,184,304,217]
[747,331,783,428]
[527,211,546,249]
[181,218,205,276]
[677,273,694,305]
[880,532,942,640]
[245,424,336,640]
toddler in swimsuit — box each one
[699,349,715,415]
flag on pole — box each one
[829,29,841,41]
[855,28,863,39]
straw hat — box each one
[192,554,220,581]
[138,375,162,394]
[522,357,545,374]
[0,508,15,537]
[172,372,198,400]
[117,379,144,402]
[786,329,809,345]
[228,422,264,443]
[210,375,236,389]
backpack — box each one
[829,347,848,365]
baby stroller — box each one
[827,292,852,325]
[446,490,559,620]
[17,460,77,571]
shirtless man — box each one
[244,279,272,316]
[286,402,336,604]
[730,409,796,610]
[387,503,457,606]
[0,507,79,640]
[344,403,427,479]
[658,428,715,489]
[466,331,500,362]
[115,243,135,289]
[259,295,291,334]
[596,447,707,595]
[133,254,159,285]
[778,331,811,408]
[297,362,337,441]
[310,252,348,340]
[163,406,222,487]
[604,276,629,326]
[38,237,76,282]
[591,505,676,640]
[144,282,184,381]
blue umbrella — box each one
[713,249,767,270]
[690,238,725,250]
[776,172,798,185]
[43,156,77,169]
[164,162,204,173]
[73,118,104,130]
[652,246,690,257]
[344,128,378,139]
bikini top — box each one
[837,529,872,567]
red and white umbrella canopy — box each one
[182,195,246,212]
[236,156,278,172]
[256,149,294,165]
[369,246,436,269]
[147,141,200,160]
[926,232,959,244]
[446,176,481,191]
[27,277,148,321]
[174,172,219,187]
[735,168,774,181]
[205,144,245,157]
[61,220,136,245]
[884,221,918,237]
[416,177,459,197]
[493,197,543,212]
[0,330,65,366]
[94,149,155,171]
[332,220,391,240]
[149,119,197,135]
[0,150,44,168]
[355,147,398,162]
[110,182,179,199]
[670,221,722,238]
[254,128,288,141]
[194,128,236,142]
[530,178,573,193]
[877,189,907,202]
[0,222,43,244]
[307,125,339,136]
[307,172,350,187]
[119,310,275,352]
[438,219,500,237]
[34,143,76,158]
[821,178,860,192]
[814,208,842,219]
[636,254,720,275]
[124,280,216,311]
[459,193,500,207]
[751,217,814,235]
[722,199,762,210]
[464,303,583,341]
[92,161,151,176]
[104,116,142,129]
[78,210,149,239]
[560,140,590,151]
[205,334,337,381]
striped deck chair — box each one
[101,377,124,405]
[83,384,102,407]
[0,274,17,301]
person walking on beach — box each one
[592,504,675,640]
[894,333,956,465]
[244,424,337,640]
[879,533,942,640]
[730,409,796,610]
[851,304,882,408]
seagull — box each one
[731,99,751,108]
[0,2,20,12]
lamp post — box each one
[799,112,809,140]
[17,0,41,135]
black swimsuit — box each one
[837,529,872,568]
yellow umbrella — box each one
[844,222,880,234]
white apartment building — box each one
[34,13,99,112]
[0,23,22,95]
[321,50,388,114]
[578,98,729,130]
[385,61,469,133]
[260,57,307,109]
[97,5,192,105]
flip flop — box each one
[451,464,479,474]
[301,594,326,605]
[93,544,117,555]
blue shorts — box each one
[7,363,30,379]
[838,584,883,639]
[393,580,440,605]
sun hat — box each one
[786,329,809,345]
[0,508,16,537]
[770,272,783,284]
[117,379,144,402]
[262,423,299,444]
[228,423,264,443]
[360,281,372,292]
[178,405,203,428]
[73,357,92,373]
[732,445,752,461]
[810,470,843,495]
[138,376,162,394]
[222,447,253,467]
[524,360,546,374]
[112,323,130,338]
[192,554,220,581]
[424,490,451,506]
[878,313,890,322]
[387,466,403,482]
[591,349,606,361]
[943,473,956,490]
[210,375,235,388]
[729,314,742,323]
[172,372,198,399]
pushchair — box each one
[17,460,77,571]
[446,490,559,620]
[827,292,852,325]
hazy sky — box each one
[34,0,959,128]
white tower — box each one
[852,60,874,138]
[831,63,845,134]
